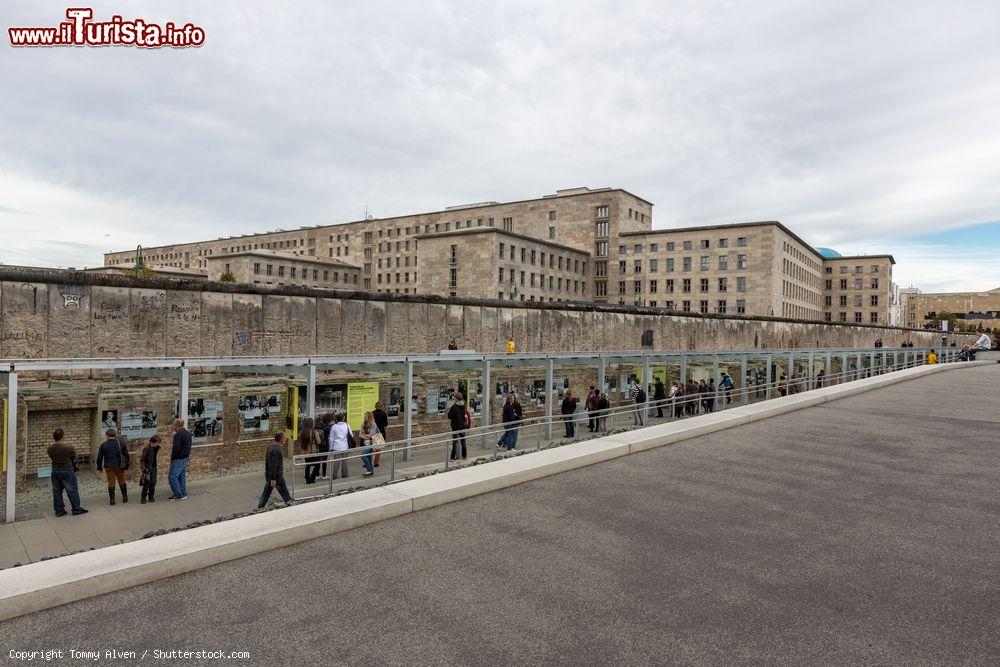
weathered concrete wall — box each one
[0,268,965,361]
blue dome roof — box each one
[816,247,841,258]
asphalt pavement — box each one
[2,363,998,665]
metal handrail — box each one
[287,352,950,500]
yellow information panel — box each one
[346,382,379,431]
[635,367,667,385]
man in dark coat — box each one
[258,432,293,508]
[96,428,129,505]
[168,418,192,501]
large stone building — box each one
[104,187,894,322]
[901,287,1000,330]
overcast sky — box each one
[2,0,999,291]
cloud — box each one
[1,0,999,290]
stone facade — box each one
[822,256,894,325]
[103,187,653,304]
[204,249,360,288]
[903,287,1000,330]
[416,228,590,302]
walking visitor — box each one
[258,432,293,508]
[654,378,666,418]
[372,401,389,467]
[300,417,322,485]
[499,393,523,450]
[585,386,598,432]
[359,411,379,477]
[328,413,353,479]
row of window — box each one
[824,312,880,323]
[252,262,356,284]
[497,242,587,274]
[623,299,747,315]
[826,278,880,290]
[378,272,415,285]
[825,295,880,307]
[826,264,881,274]
[621,277,749,294]
[620,237,748,254]
[781,241,821,273]
[618,255,749,273]
[498,268,586,295]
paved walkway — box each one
[2,363,996,663]
[1,403,700,568]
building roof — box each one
[825,254,896,265]
[415,226,591,255]
[106,187,651,256]
[208,249,359,269]
[620,220,828,260]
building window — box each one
[450,268,457,288]
[718,277,727,291]
[649,280,658,293]
[718,238,728,248]
[824,296,832,306]
[870,312,879,323]
[682,278,691,293]
[682,300,691,313]
[737,254,747,269]
[596,261,607,277]
[254,263,261,275]
[650,243,658,252]
[596,205,609,218]
[854,278,862,289]
[840,266,848,274]
[596,282,607,296]
[278,266,285,277]
[840,279,848,289]
[854,312,862,323]
[618,281,626,295]
[619,260,627,274]
[502,217,513,232]
[871,278,879,289]
[700,256,709,270]
[736,277,746,292]
[633,260,642,273]
[450,245,457,265]
[596,221,608,237]
[839,312,847,322]
[665,279,674,293]
[824,313,831,322]
[871,265,879,273]
[871,295,879,307]
[700,300,709,314]
[266,264,273,276]
[649,258,658,272]
[683,241,692,251]
[718,255,728,270]
[633,280,641,294]
[717,300,727,314]
[700,278,709,292]
[683,257,692,271]
[736,299,746,314]
[854,295,863,306]
[825,279,832,290]
[596,241,608,257]
[549,226,556,239]
[840,295,848,307]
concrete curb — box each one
[0,361,988,621]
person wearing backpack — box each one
[498,393,524,451]
[719,372,734,404]
[447,392,468,460]
[634,385,647,426]
[96,428,130,505]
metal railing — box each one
[288,349,954,500]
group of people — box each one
[47,418,194,517]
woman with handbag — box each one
[96,428,130,505]
[359,411,381,477]
[299,417,322,485]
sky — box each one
[1,0,999,292]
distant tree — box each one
[927,311,960,332]
[219,272,236,282]
[133,267,157,279]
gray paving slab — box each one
[1,364,997,664]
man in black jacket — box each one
[447,392,468,460]
[258,432,293,508]
[168,418,192,501]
